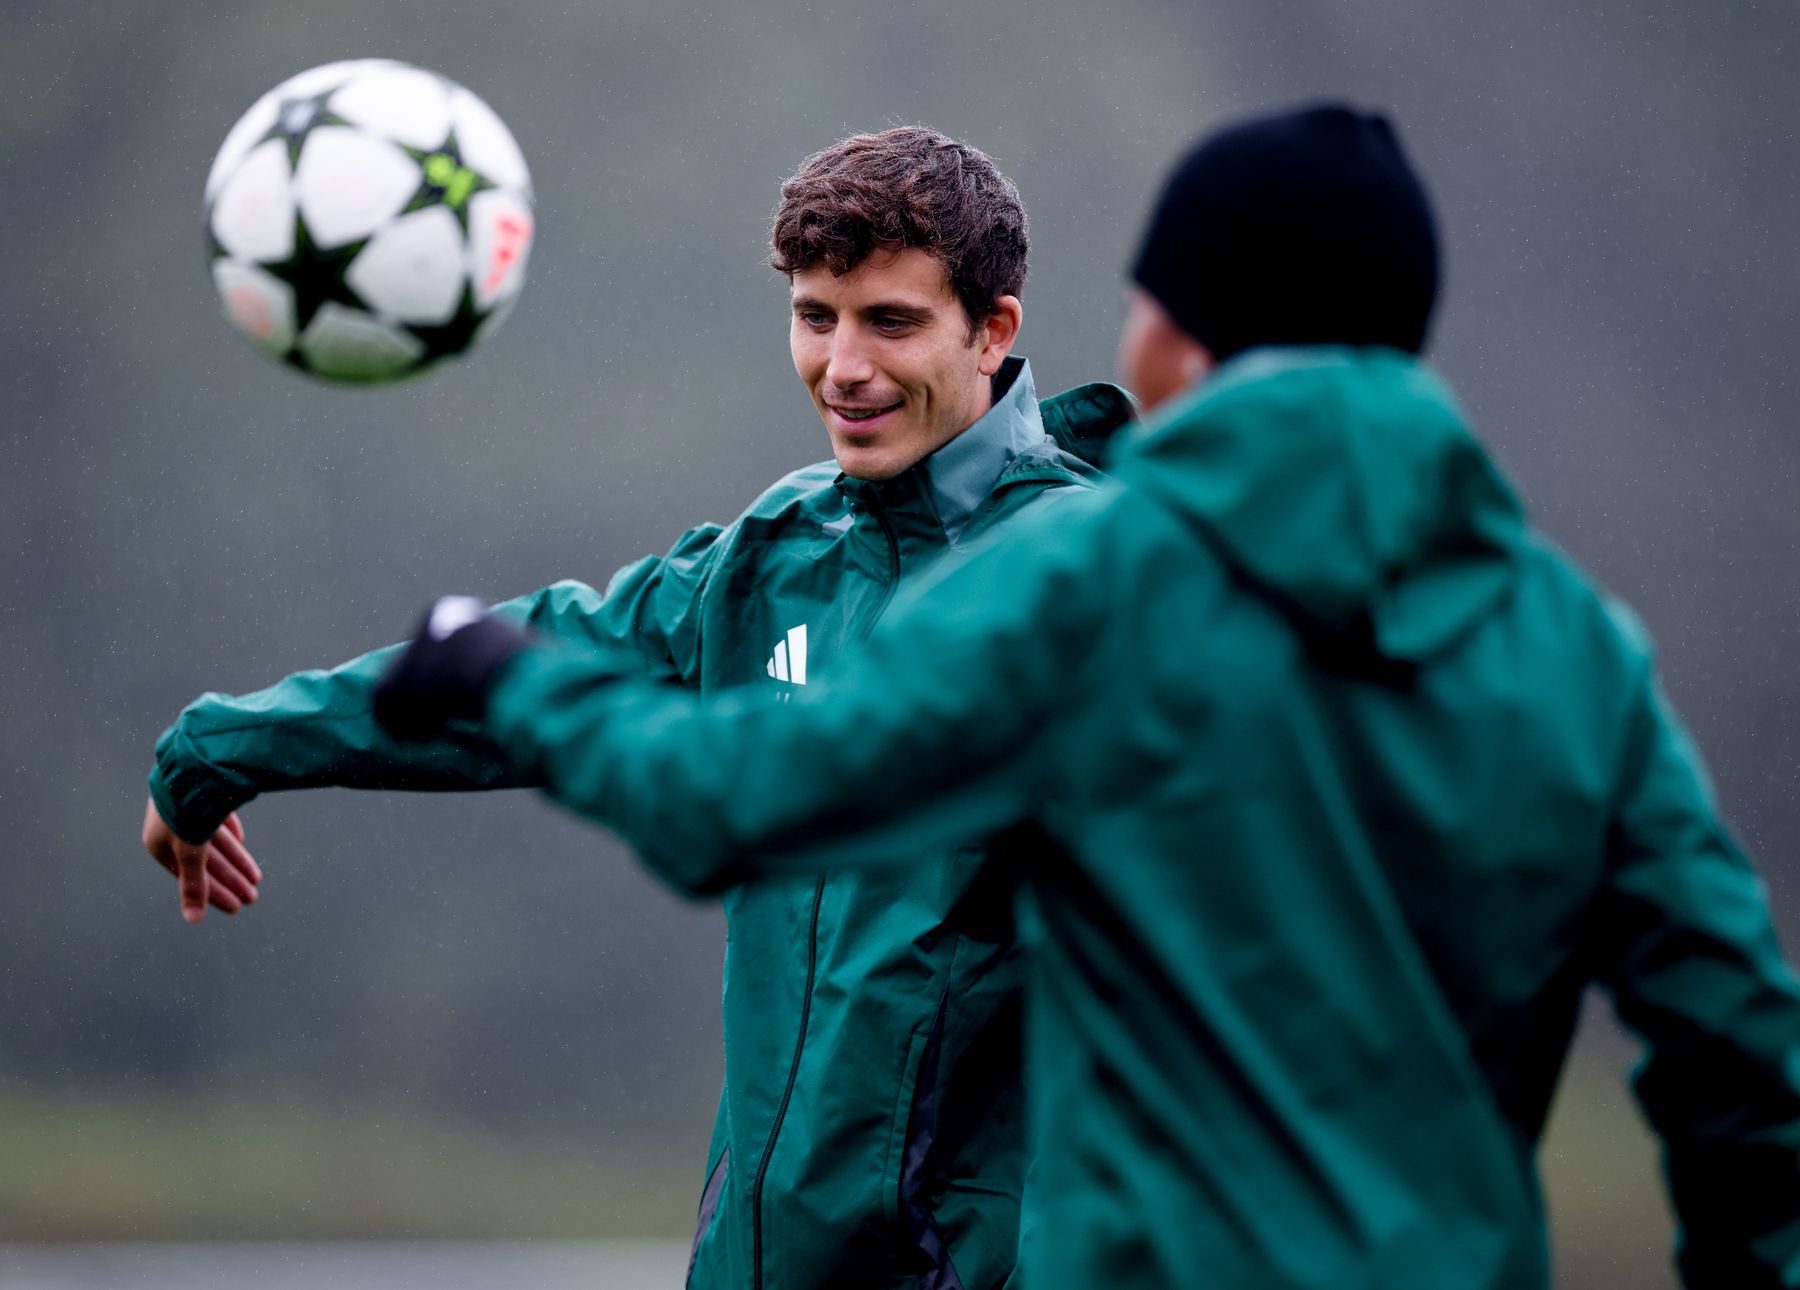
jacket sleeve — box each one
[1591,664,1800,1287]
[483,491,1108,896]
[147,524,724,845]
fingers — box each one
[211,824,263,886]
[206,844,257,909]
[205,859,244,915]
[223,811,246,843]
[177,843,209,924]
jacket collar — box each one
[919,356,1044,543]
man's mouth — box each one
[829,400,903,428]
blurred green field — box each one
[0,1079,696,1242]
[1539,1013,1676,1289]
[2,1009,1679,1286]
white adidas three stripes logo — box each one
[766,624,808,685]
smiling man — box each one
[142,127,1133,1289]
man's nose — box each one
[825,327,876,390]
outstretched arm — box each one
[478,491,1109,895]
[1592,663,1800,1287]
[143,526,723,920]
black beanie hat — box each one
[1130,103,1440,362]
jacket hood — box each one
[1112,347,1524,664]
[1039,373,1138,470]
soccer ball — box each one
[205,60,534,384]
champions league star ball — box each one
[205,60,534,384]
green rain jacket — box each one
[478,348,1800,1290]
[149,357,1136,1290]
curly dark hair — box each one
[770,127,1029,337]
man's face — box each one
[791,247,1019,481]
[1117,287,1212,411]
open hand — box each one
[141,797,263,924]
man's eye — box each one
[873,317,914,334]
[799,311,832,328]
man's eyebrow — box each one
[790,297,936,320]
[863,301,934,320]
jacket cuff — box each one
[149,719,255,845]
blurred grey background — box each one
[3,1,1798,1285]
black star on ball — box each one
[260,214,372,337]
[255,86,355,170]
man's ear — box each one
[1180,336,1215,387]
[976,295,1024,376]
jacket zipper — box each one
[749,492,903,1290]
[750,876,825,1290]
[861,499,904,634]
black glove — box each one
[373,596,532,741]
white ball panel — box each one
[347,206,467,324]
[205,93,280,202]
[329,63,453,151]
[465,189,534,309]
[449,87,531,191]
[298,303,425,381]
[210,138,296,263]
[293,127,421,249]
[212,259,296,354]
